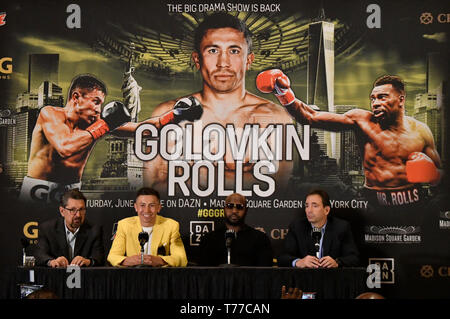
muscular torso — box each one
[353,112,428,189]
[28,107,94,184]
[144,92,294,193]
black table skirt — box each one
[15,266,367,299]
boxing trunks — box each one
[362,185,428,208]
[19,176,82,203]
[361,185,431,226]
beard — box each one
[225,213,245,226]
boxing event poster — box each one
[0,0,449,298]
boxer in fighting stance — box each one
[145,13,294,193]
[256,70,441,207]
[20,74,202,202]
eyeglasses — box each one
[64,207,86,215]
[225,203,245,210]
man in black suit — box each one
[278,189,359,268]
[34,189,105,267]
[198,192,273,266]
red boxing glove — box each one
[86,101,131,140]
[256,69,296,106]
[406,152,439,184]
[86,119,110,140]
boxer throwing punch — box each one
[257,70,442,208]
[20,74,202,203]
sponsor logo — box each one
[366,4,381,29]
[420,12,434,24]
[0,57,12,79]
[66,4,81,29]
[23,221,38,244]
[420,265,434,278]
[190,221,214,246]
[420,12,450,24]
[270,228,288,240]
[437,13,450,23]
[439,211,450,229]
[0,12,6,26]
[420,265,450,278]
[0,109,15,126]
[368,258,395,284]
[366,264,381,288]
[364,226,421,244]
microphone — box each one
[225,229,236,249]
[225,230,236,265]
[138,231,149,265]
[312,227,322,258]
[138,231,149,247]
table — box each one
[16,266,367,299]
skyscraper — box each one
[427,52,448,94]
[307,21,335,159]
[38,81,64,108]
[28,54,59,94]
[335,105,363,175]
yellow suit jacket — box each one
[107,215,187,267]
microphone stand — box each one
[137,230,149,268]
[220,231,238,267]
[23,247,26,266]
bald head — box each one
[225,193,246,206]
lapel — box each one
[56,218,70,259]
[303,220,316,256]
[322,217,333,257]
[132,216,143,253]
[150,215,163,255]
[73,222,89,257]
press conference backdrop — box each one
[1,0,449,299]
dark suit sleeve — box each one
[88,226,105,266]
[337,222,360,267]
[278,221,302,267]
[256,232,273,266]
[34,222,55,266]
[198,232,213,266]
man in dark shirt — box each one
[198,192,273,266]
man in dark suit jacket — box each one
[198,192,273,266]
[34,189,105,267]
[278,189,359,268]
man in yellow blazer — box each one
[107,187,187,267]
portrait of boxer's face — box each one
[370,84,404,124]
[192,27,254,94]
[135,194,161,227]
[72,88,105,126]
[224,194,247,226]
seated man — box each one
[34,189,105,267]
[107,187,187,267]
[278,189,359,268]
[198,192,273,266]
